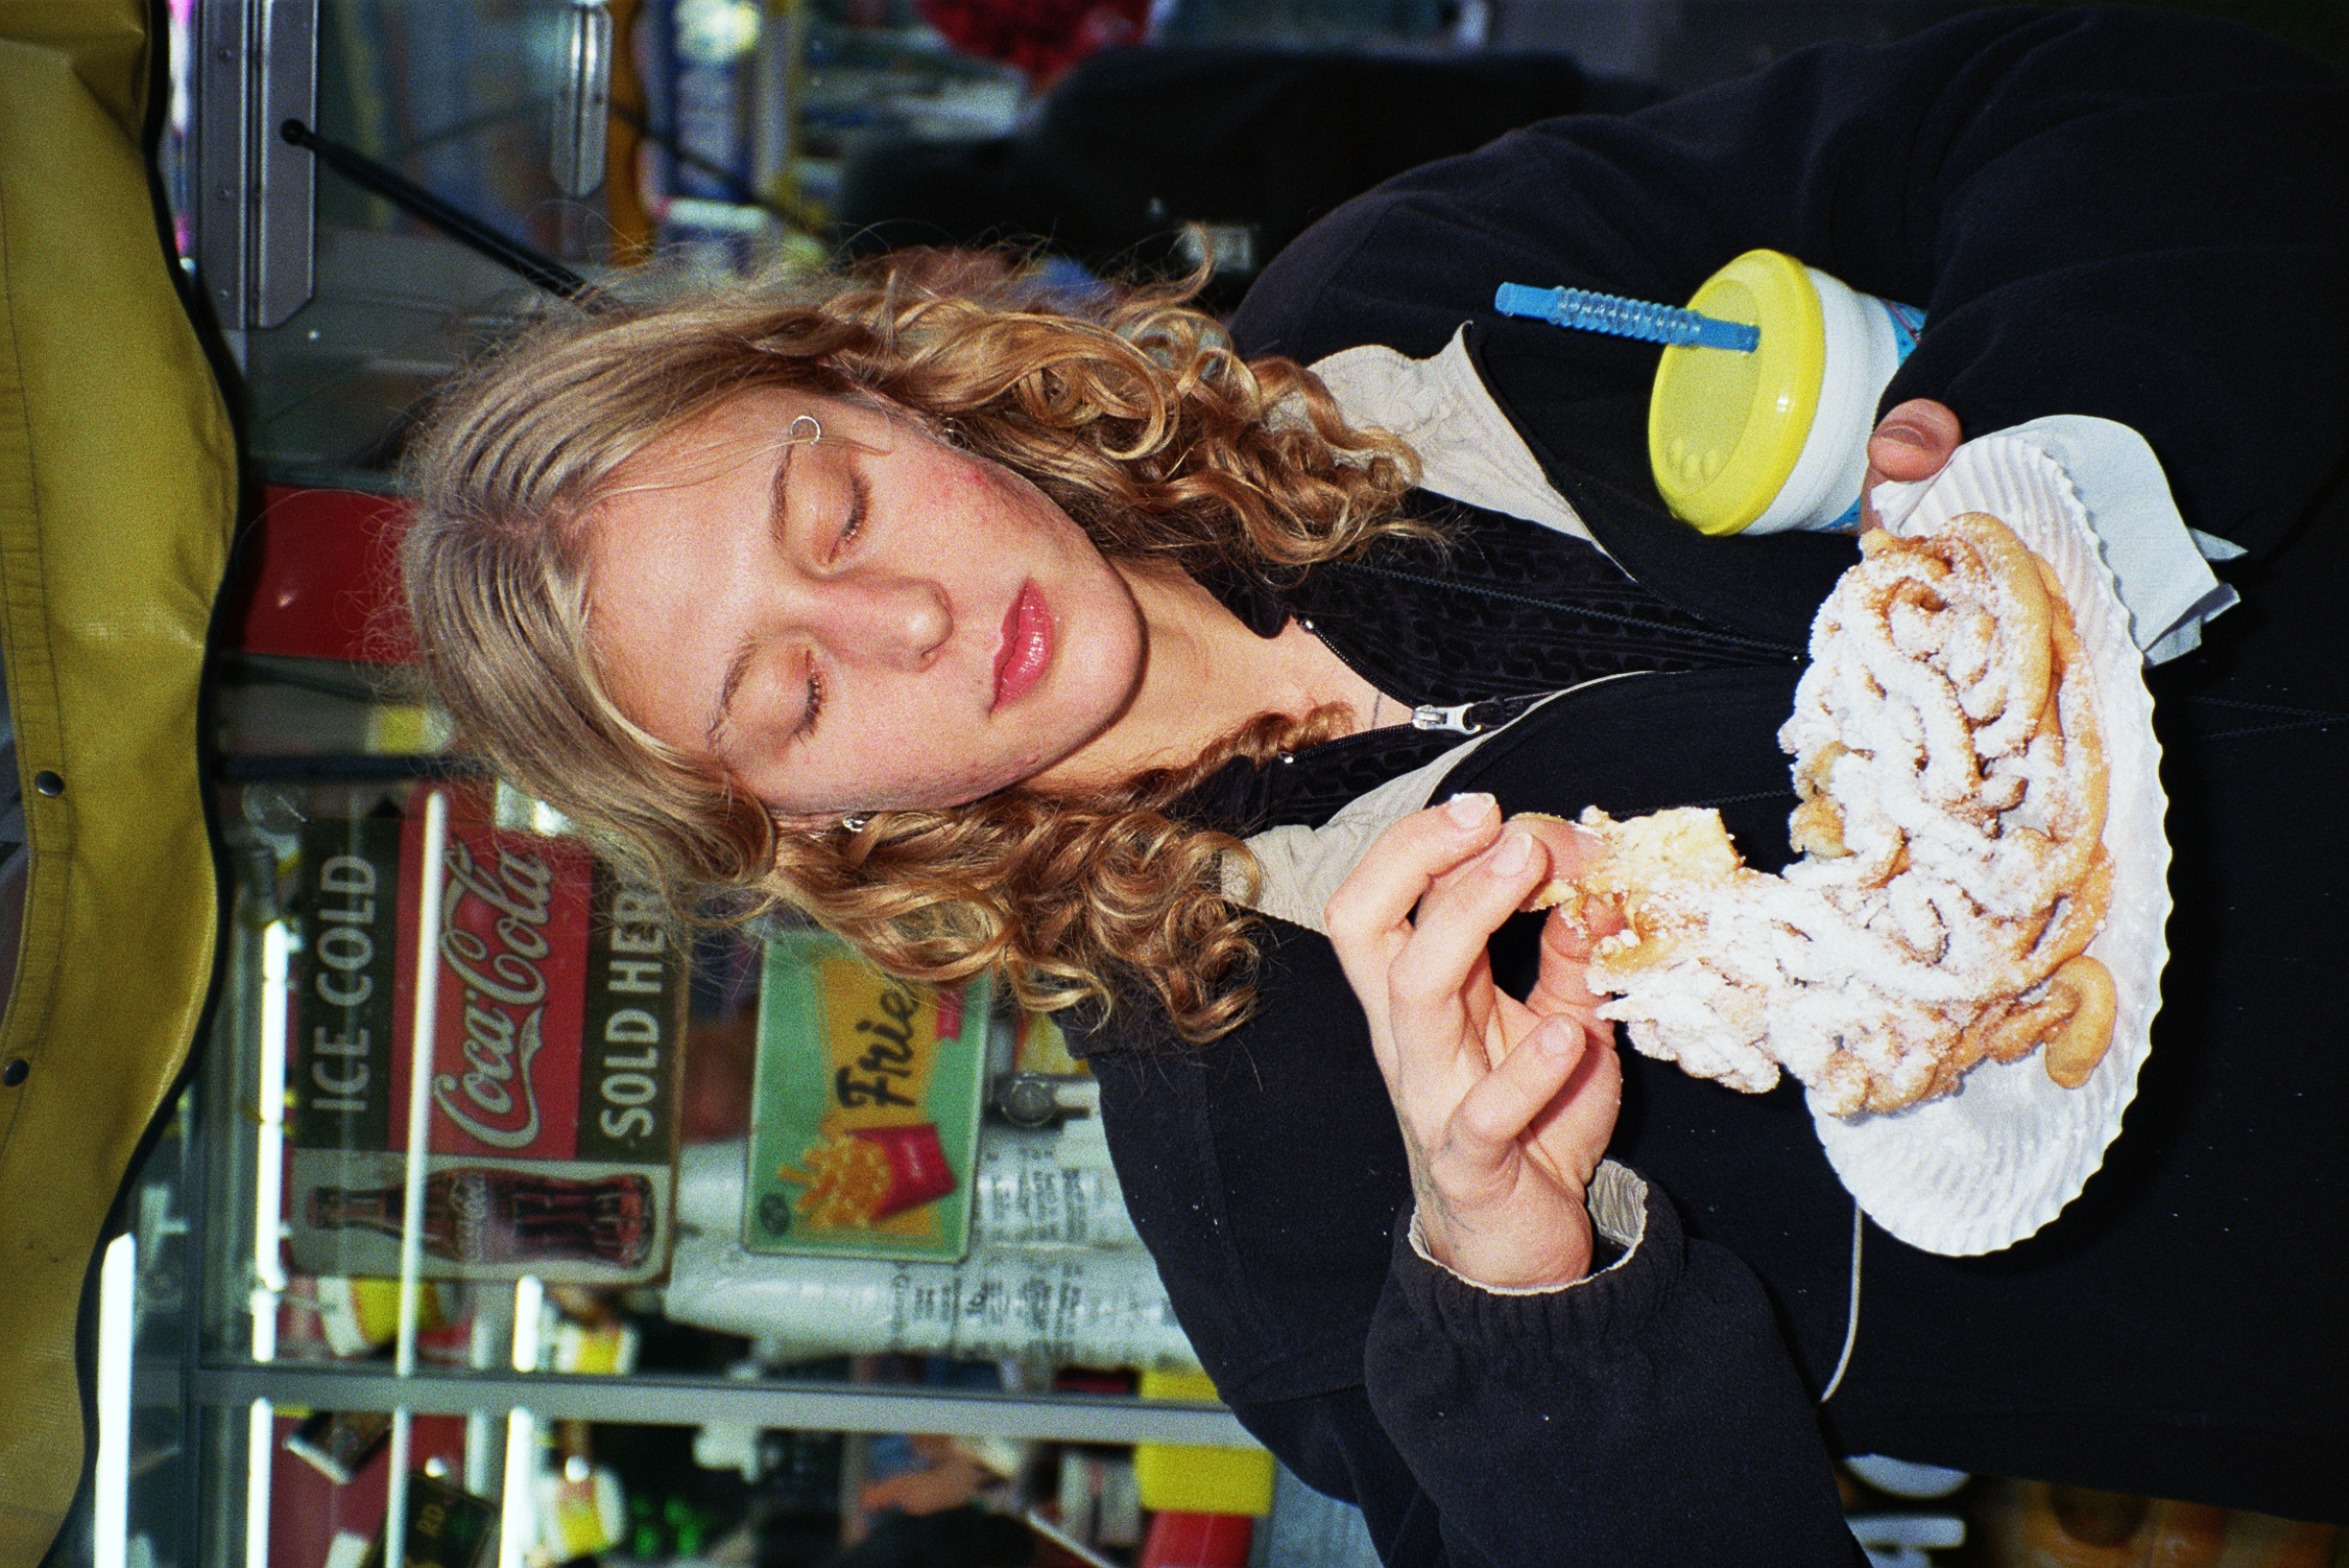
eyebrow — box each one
[705,437,807,750]
[708,639,756,751]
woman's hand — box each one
[1325,794,1626,1290]
[1859,397,1963,530]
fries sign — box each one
[745,931,992,1260]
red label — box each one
[392,790,596,1161]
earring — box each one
[789,413,822,446]
[839,813,872,834]
[937,416,967,450]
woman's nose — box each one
[819,575,951,668]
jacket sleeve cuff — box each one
[1403,1158,1649,1297]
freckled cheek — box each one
[894,748,1019,804]
[969,457,1043,516]
[941,458,993,498]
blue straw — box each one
[1494,281,1759,352]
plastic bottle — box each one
[1645,249,1924,535]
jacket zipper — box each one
[1297,614,1606,739]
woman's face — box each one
[583,388,1150,819]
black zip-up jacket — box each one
[1064,11,2349,1565]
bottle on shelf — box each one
[304,1167,655,1268]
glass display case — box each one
[96,770,1258,1568]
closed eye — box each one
[830,472,869,562]
[794,665,824,740]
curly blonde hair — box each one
[401,252,1424,1041]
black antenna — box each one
[281,119,611,309]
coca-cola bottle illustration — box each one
[305,1168,654,1268]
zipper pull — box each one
[1410,702,1485,735]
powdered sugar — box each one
[1588,513,2114,1119]
[1587,435,2168,1253]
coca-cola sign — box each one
[399,809,592,1162]
[430,836,558,1150]
[285,785,681,1284]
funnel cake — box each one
[1571,512,2115,1116]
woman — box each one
[404,8,2348,1562]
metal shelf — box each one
[172,1364,1248,1446]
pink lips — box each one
[993,583,1051,709]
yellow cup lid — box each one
[1647,249,1827,536]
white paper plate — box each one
[1808,433,2170,1256]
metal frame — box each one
[192,0,318,329]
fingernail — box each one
[1443,792,1496,828]
[1490,828,1533,876]
[1537,1016,1581,1055]
[1875,421,1930,450]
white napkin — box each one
[1868,416,2239,663]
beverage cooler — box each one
[0,6,1281,1568]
